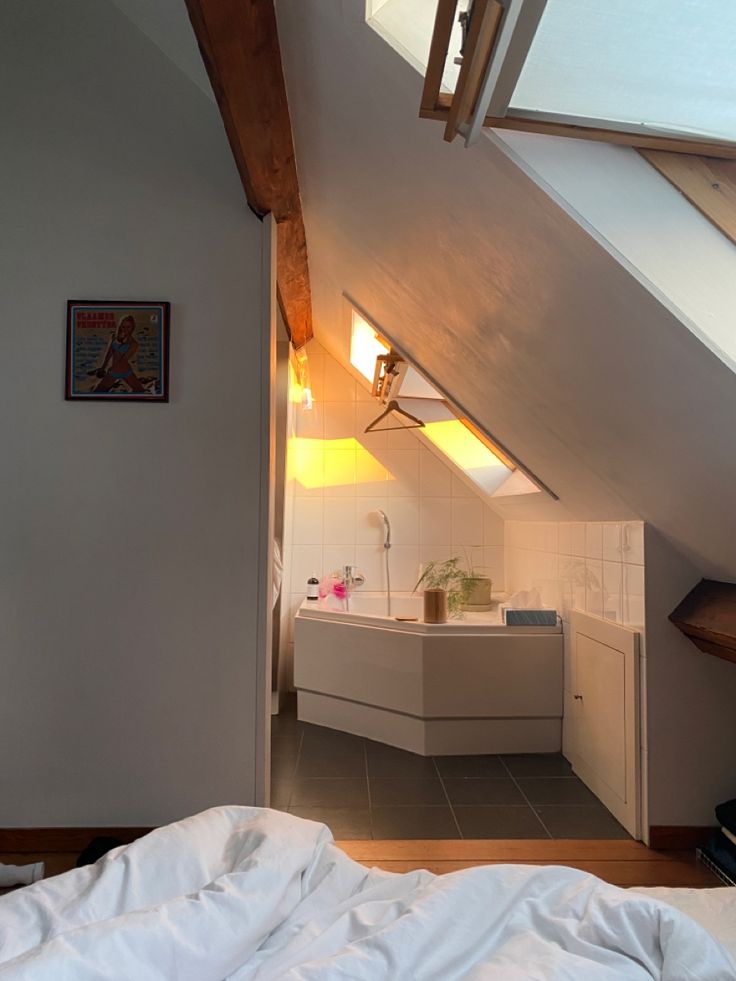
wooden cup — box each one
[423,588,448,624]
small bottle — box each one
[306,576,320,601]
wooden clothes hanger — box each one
[364,400,425,433]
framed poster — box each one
[66,301,170,402]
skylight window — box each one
[408,0,736,155]
[348,301,547,499]
[509,0,736,145]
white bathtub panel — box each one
[422,636,563,718]
[294,619,426,717]
[297,692,562,756]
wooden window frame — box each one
[421,0,736,159]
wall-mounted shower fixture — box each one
[374,509,392,617]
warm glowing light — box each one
[350,311,389,382]
[288,437,392,490]
[423,420,507,472]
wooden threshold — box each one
[1,839,720,894]
[336,839,720,889]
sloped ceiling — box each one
[275,0,736,579]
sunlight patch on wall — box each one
[288,436,393,490]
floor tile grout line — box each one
[363,739,374,840]
[498,756,553,839]
[287,728,304,811]
[433,758,464,840]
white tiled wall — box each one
[505,520,645,630]
[279,342,505,685]
[505,519,646,818]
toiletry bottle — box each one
[306,576,320,601]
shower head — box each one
[375,509,391,548]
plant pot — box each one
[461,576,493,611]
[423,588,448,624]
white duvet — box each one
[0,806,733,980]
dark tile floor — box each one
[271,702,629,840]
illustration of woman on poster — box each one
[93,315,145,394]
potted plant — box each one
[414,557,475,620]
[461,546,493,611]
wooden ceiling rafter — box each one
[185,0,313,348]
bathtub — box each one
[294,593,563,756]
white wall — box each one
[280,341,504,684]
[0,0,268,825]
[644,530,736,827]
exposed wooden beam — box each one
[185,0,313,347]
[639,150,736,248]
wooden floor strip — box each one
[338,840,663,862]
[335,840,720,889]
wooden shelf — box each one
[670,579,736,665]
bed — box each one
[0,806,733,979]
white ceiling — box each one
[275,0,736,579]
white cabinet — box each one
[564,611,641,838]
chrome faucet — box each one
[341,565,364,610]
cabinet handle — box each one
[573,694,583,701]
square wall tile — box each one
[602,560,623,623]
[623,563,645,627]
[602,523,622,562]
[419,498,453,546]
[585,558,604,617]
[388,498,420,545]
[355,403,388,450]
[452,498,483,547]
[451,474,475,498]
[292,444,324,498]
[323,401,356,440]
[290,544,323,592]
[419,545,453,569]
[390,545,421,591]
[558,523,572,556]
[419,448,452,497]
[504,522,523,550]
[483,505,504,546]
[323,358,356,401]
[292,499,323,545]
[570,523,586,557]
[356,498,389,545]
[355,544,387,591]
[386,426,418,449]
[303,353,325,403]
[382,449,421,497]
[323,544,355,579]
[355,449,388,495]
[323,448,356,496]
[622,521,645,565]
[482,546,505,589]
[324,499,356,546]
[585,523,603,560]
[295,403,324,439]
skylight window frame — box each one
[346,296,558,500]
[421,0,736,158]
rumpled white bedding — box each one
[0,806,733,980]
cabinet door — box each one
[566,612,640,837]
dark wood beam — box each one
[185,0,313,347]
[670,579,736,666]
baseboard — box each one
[648,825,716,849]
[0,827,154,853]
